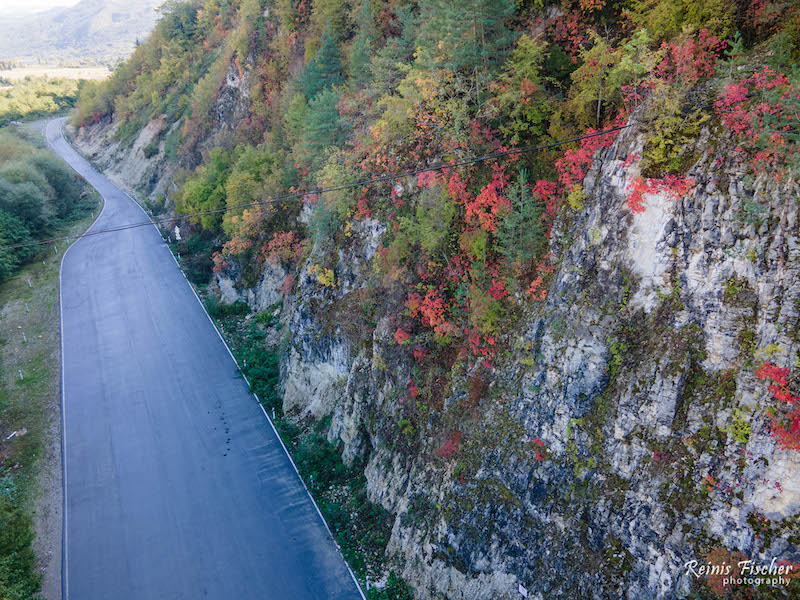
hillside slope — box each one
[0,0,161,65]
[68,0,800,598]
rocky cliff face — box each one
[253,121,799,599]
[70,58,252,205]
[74,106,800,598]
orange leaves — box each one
[419,289,448,328]
[446,171,469,203]
[416,170,446,189]
[394,328,411,345]
[466,166,511,233]
[405,291,422,316]
[527,276,547,301]
[626,175,694,214]
[261,230,307,265]
[579,0,605,12]
[406,289,457,341]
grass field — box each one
[0,66,111,81]
[0,156,100,599]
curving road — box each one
[47,118,364,600]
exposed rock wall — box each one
[70,59,252,205]
[74,105,800,598]
[270,122,800,599]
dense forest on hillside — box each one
[0,128,94,280]
[0,78,81,126]
[73,0,800,297]
[71,0,800,597]
[0,0,161,66]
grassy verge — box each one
[195,294,415,599]
[0,187,100,599]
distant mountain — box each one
[0,0,162,66]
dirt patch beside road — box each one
[0,123,101,600]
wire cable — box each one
[0,124,629,251]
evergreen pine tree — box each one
[303,88,351,168]
[302,24,344,98]
[348,3,377,85]
[369,5,417,94]
[418,0,516,75]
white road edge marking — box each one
[52,118,368,600]
[49,116,109,600]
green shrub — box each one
[143,142,159,159]
[180,234,216,284]
[205,298,250,318]
[367,571,415,600]
[0,492,42,600]
[0,129,90,279]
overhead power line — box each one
[0,125,631,251]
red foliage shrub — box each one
[261,231,306,265]
[714,66,799,174]
[279,274,296,295]
[756,361,800,452]
[532,437,547,461]
[626,175,694,213]
[655,30,726,86]
[652,450,672,463]
[467,328,498,360]
[466,167,512,232]
[447,171,470,204]
[211,251,227,273]
[705,546,747,596]
[419,288,448,327]
[555,128,618,190]
[488,279,508,300]
[532,179,559,219]
[551,11,585,62]
[527,276,547,301]
[413,346,427,362]
[394,328,411,345]
[435,430,462,460]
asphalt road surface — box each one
[46,118,364,600]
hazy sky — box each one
[0,0,80,17]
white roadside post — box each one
[519,584,528,598]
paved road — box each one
[47,118,364,600]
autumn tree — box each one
[494,34,553,145]
[177,148,232,231]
